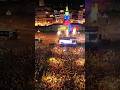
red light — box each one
[72,26,79,31]
[76,26,79,30]
[64,20,70,26]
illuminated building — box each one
[64,6,71,35]
[54,10,64,24]
[78,5,85,24]
[35,1,85,26]
[35,0,54,26]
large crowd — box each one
[1,42,120,90]
[35,44,120,90]
[35,45,85,90]
[51,46,85,59]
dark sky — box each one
[45,0,84,10]
[0,0,35,15]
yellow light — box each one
[58,26,68,31]
[49,57,56,61]
[57,31,61,36]
[75,58,85,66]
[66,30,69,36]
[35,23,38,26]
[73,27,77,35]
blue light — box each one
[64,15,70,20]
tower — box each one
[64,6,71,35]
[64,6,70,20]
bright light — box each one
[78,18,85,24]
[75,58,85,66]
[72,27,77,35]
[64,20,70,26]
[57,31,61,36]
[63,48,66,52]
[42,74,63,88]
[49,57,57,62]
[35,23,38,26]
[59,39,72,44]
[60,10,64,13]
[45,11,48,14]
[66,30,69,36]
[37,30,40,32]
[65,12,69,16]
[50,15,54,17]
[48,57,63,68]
[58,26,68,31]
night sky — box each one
[45,0,84,10]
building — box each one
[35,0,54,26]
[35,1,85,26]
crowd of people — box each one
[51,46,85,59]
[35,45,85,90]
[1,41,119,90]
[35,44,120,90]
